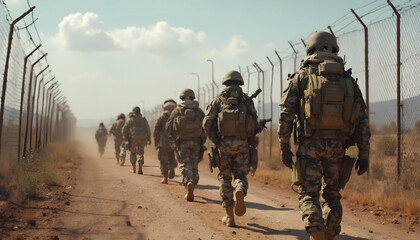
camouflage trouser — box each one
[114,137,123,160]
[129,138,146,165]
[120,141,127,162]
[298,138,344,236]
[158,146,177,175]
[218,137,249,208]
[97,140,106,155]
[176,140,201,186]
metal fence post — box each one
[23,53,47,155]
[0,7,35,154]
[266,56,274,158]
[288,41,298,72]
[32,65,49,149]
[387,0,402,180]
[17,44,41,162]
[275,50,283,94]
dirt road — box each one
[52,129,419,240]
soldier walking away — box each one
[153,99,178,184]
[95,122,108,158]
[109,113,126,165]
[122,106,151,174]
[278,31,370,240]
[203,70,261,227]
[166,89,206,201]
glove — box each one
[280,142,294,169]
[355,158,369,175]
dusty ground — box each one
[1,128,419,239]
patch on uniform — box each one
[280,81,292,106]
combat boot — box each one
[309,231,325,240]
[169,168,175,179]
[138,162,143,175]
[221,206,235,227]
[161,173,168,184]
[185,182,194,201]
[116,155,120,164]
[325,234,335,240]
[234,189,246,216]
[132,164,136,174]
[120,159,125,166]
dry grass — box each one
[0,141,81,201]
[254,129,420,217]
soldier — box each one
[95,122,108,157]
[203,70,260,227]
[153,99,178,184]
[166,89,206,201]
[278,31,370,240]
[109,113,126,165]
[122,106,151,174]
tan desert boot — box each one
[169,168,175,179]
[185,182,194,201]
[222,206,235,227]
[235,190,246,216]
[138,163,143,175]
[310,231,325,240]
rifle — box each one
[208,146,220,173]
[258,118,272,133]
[241,88,262,104]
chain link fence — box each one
[0,1,76,163]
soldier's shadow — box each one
[198,196,292,211]
[195,184,218,190]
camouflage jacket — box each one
[122,113,151,142]
[95,126,108,143]
[166,100,207,144]
[109,119,125,140]
[153,111,171,148]
[278,61,371,157]
[203,85,259,145]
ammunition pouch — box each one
[292,156,305,186]
[249,147,258,173]
[338,155,356,189]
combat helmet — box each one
[117,113,125,120]
[162,99,177,112]
[163,99,176,105]
[99,122,104,127]
[222,70,244,86]
[132,106,141,114]
[306,31,339,55]
[179,88,195,100]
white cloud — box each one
[50,12,115,52]
[109,21,206,56]
[209,35,248,59]
[6,0,22,5]
[50,12,206,56]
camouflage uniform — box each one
[95,123,108,157]
[122,109,151,174]
[166,99,206,187]
[109,116,125,164]
[278,51,370,236]
[203,85,259,208]
[154,101,178,182]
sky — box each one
[4,0,407,124]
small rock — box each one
[65,186,72,190]
[42,212,47,217]
[137,206,142,209]
[381,221,386,225]
[369,211,374,214]
[369,230,373,233]
[392,218,400,224]
[374,212,381,216]
[232,231,236,235]
[281,204,285,207]
[27,219,36,226]
[108,227,111,230]
[65,201,70,206]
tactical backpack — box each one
[299,60,361,140]
[217,96,255,140]
[174,108,202,140]
[131,115,148,141]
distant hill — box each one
[258,94,420,131]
